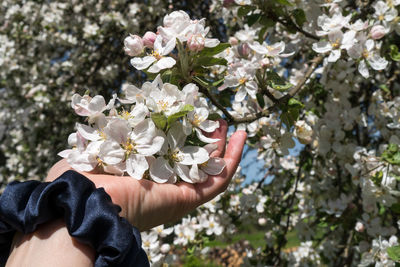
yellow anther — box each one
[362,49,369,59]
[119,110,131,120]
[191,114,202,127]
[171,149,184,162]
[200,161,209,168]
[157,100,169,111]
[378,14,384,21]
[151,50,162,60]
[331,39,341,49]
[239,77,248,85]
[99,131,107,140]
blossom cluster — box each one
[58,76,225,183]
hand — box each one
[47,120,246,231]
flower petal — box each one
[201,158,226,175]
[195,128,220,143]
[189,164,208,183]
[312,41,332,53]
[136,136,165,156]
[180,146,209,165]
[130,56,156,70]
[98,141,125,165]
[174,164,192,183]
[126,154,149,180]
[150,157,174,183]
[167,122,186,149]
[358,60,369,78]
[76,123,99,141]
[199,119,219,133]
[328,49,341,62]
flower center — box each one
[157,100,169,111]
[191,114,202,127]
[98,131,107,140]
[124,139,137,157]
[151,50,162,60]
[119,110,131,120]
[362,49,369,59]
[239,77,248,85]
[170,149,184,163]
[378,14,384,21]
[96,157,107,166]
[331,39,341,49]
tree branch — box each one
[197,86,236,123]
[229,56,323,125]
[276,17,320,41]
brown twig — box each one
[276,17,320,41]
[198,86,236,123]
[229,56,324,125]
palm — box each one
[47,120,246,231]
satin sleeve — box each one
[0,170,149,267]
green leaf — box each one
[237,6,253,17]
[387,246,400,262]
[288,98,304,108]
[198,43,231,57]
[258,26,268,43]
[207,113,222,121]
[380,84,390,94]
[391,203,400,214]
[151,113,167,130]
[196,57,227,66]
[192,76,210,88]
[256,93,265,108]
[267,71,293,91]
[292,9,306,27]
[390,45,400,61]
[274,0,293,5]
[371,171,383,187]
[161,69,172,82]
[247,14,261,26]
[212,78,225,87]
[281,108,299,129]
[167,104,194,126]
[260,17,275,28]
[382,143,400,165]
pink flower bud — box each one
[187,34,205,52]
[142,31,157,48]
[123,34,144,56]
[258,218,267,226]
[229,37,238,46]
[237,42,250,58]
[160,244,170,254]
[355,222,365,232]
[370,25,386,40]
[261,58,272,68]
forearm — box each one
[6,219,95,267]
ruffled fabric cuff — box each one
[0,170,149,267]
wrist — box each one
[7,219,95,267]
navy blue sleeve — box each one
[0,170,149,267]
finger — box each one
[46,159,72,182]
[180,130,247,208]
[204,119,227,158]
[222,130,247,179]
